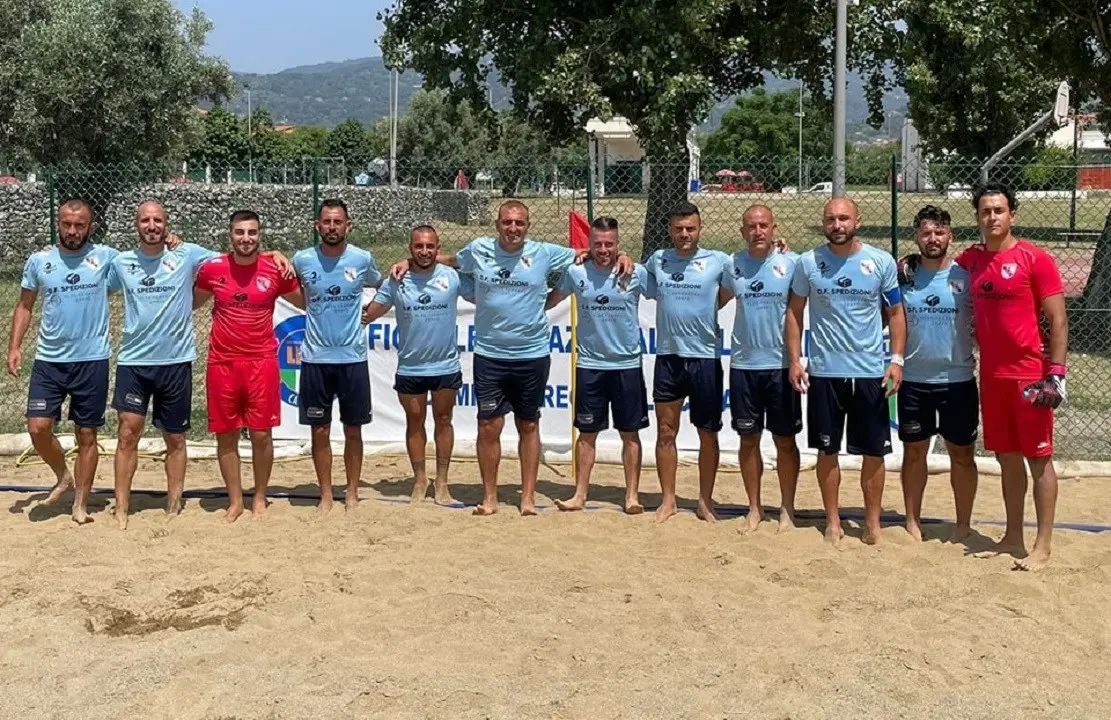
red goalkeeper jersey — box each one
[196,254,300,363]
[956,240,1064,380]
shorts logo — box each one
[83,255,101,270]
[274,315,305,407]
[65,273,81,285]
[234,291,248,302]
[749,280,764,292]
[771,263,788,278]
[670,272,685,282]
[125,393,144,406]
[327,285,342,296]
[835,276,852,288]
[594,294,609,305]
[883,441,892,452]
[27,399,47,412]
[949,279,965,294]
[256,276,272,292]
[859,259,875,276]
[344,267,357,283]
[924,294,940,307]
[819,434,832,446]
[737,419,756,430]
[306,407,325,419]
[1001,263,1018,280]
[480,400,498,411]
[578,413,594,425]
[1037,441,1050,450]
[496,268,512,280]
[903,421,922,435]
[140,276,156,288]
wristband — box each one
[890,353,905,367]
[1049,363,1067,377]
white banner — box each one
[272,293,923,466]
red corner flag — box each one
[569,210,590,250]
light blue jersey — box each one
[559,262,647,370]
[374,264,467,376]
[726,250,799,370]
[790,243,899,378]
[294,245,382,364]
[903,263,975,384]
[456,237,576,359]
[108,243,219,366]
[21,244,118,363]
[644,247,731,358]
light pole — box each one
[795,79,805,190]
[245,82,253,183]
[832,0,848,197]
[389,66,399,189]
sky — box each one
[173,0,391,74]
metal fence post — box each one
[311,158,320,245]
[47,166,57,246]
[585,157,595,223]
[889,154,899,259]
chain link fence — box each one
[0,156,1108,459]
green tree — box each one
[0,0,231,165]
[396,90,490,186]
[326,118,377,179]
[702,88,833,160]
[381,0,898,257]
[275,126,329,163]
[244,106,282,166]
[189,106,249,168]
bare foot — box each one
[777,507,796,533]
[695,499,719,523]
[472,502,498,516]
[739,510,763,535]
[251,497,268,519]
[905,519,923,542]
[223,504,244,524]
[974,539,1026,560]
[71,504,92,525]
[624,497,644,515]
[824,524,843,546]
[42,471,74,506]
[1015,545,1051,572]
[433,483,456,506]
[554,496,586,512]
[655,500,678,524]
[862,524,883,546]
[410,477,429,504]
[316,497,334,517]
[519,502,538,517]
[948,524,971,543]
[345,492,359,512]
[114,510,128,531]
[166,498,183,517]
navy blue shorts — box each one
[898,379,979,446]
[575,366,650,434]
[298,361,372,426]
[27,359,109,428]
[729,367,803,438]
[113,362,193,433]
[808,376,892,456]
[473,354,550,422]
[394,371,464,396]
[653,355,724,432]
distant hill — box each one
[222,56,906,139]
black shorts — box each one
[112,362,193,433]
[575,367,650,434]
[27,359,109,428]
[298,361,372,426]
[394,371,464,396]
[897,379,979,446]
[473,354,550,422]
[808,376,892,456]
[729,367,803,438]
[653,355,724,432]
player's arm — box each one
[7,288,37,376]
[281,288,305,310]
[390,252,458,281]
[192,287,213,310]
[882,293,906,397]
[361,301,390,325]
[1042,293,1068,367]
[545,290,570,310]
[785,291,808,393]
[717,287,733,309]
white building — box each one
[585,116,699,196]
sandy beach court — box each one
[1,454,1110,719]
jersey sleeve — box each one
[716,251,733,289]
[278,271,300,295]
[643,253,660,299]
[1030,249,1065,300]
[375,278,398,309]
[364,252,383,287]
[188,244,221,270]
[880,253,901,304]
[20,255,40,291]
[631,264,649,297]
[458,274,476,303]
[107,259,122,292]
[556,268,575,295]
[790,258,811,296]
[544,243,578,275]
[455,240,479,273]
[195,261,217,291]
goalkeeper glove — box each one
[1022,364,1068,409]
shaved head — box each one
[135,201,166,222]
[742,204,775,224]
[823,197,859,218]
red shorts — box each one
[206,358,281,433]
[980,376,1054,458]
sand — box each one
[1,452,1110,719]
